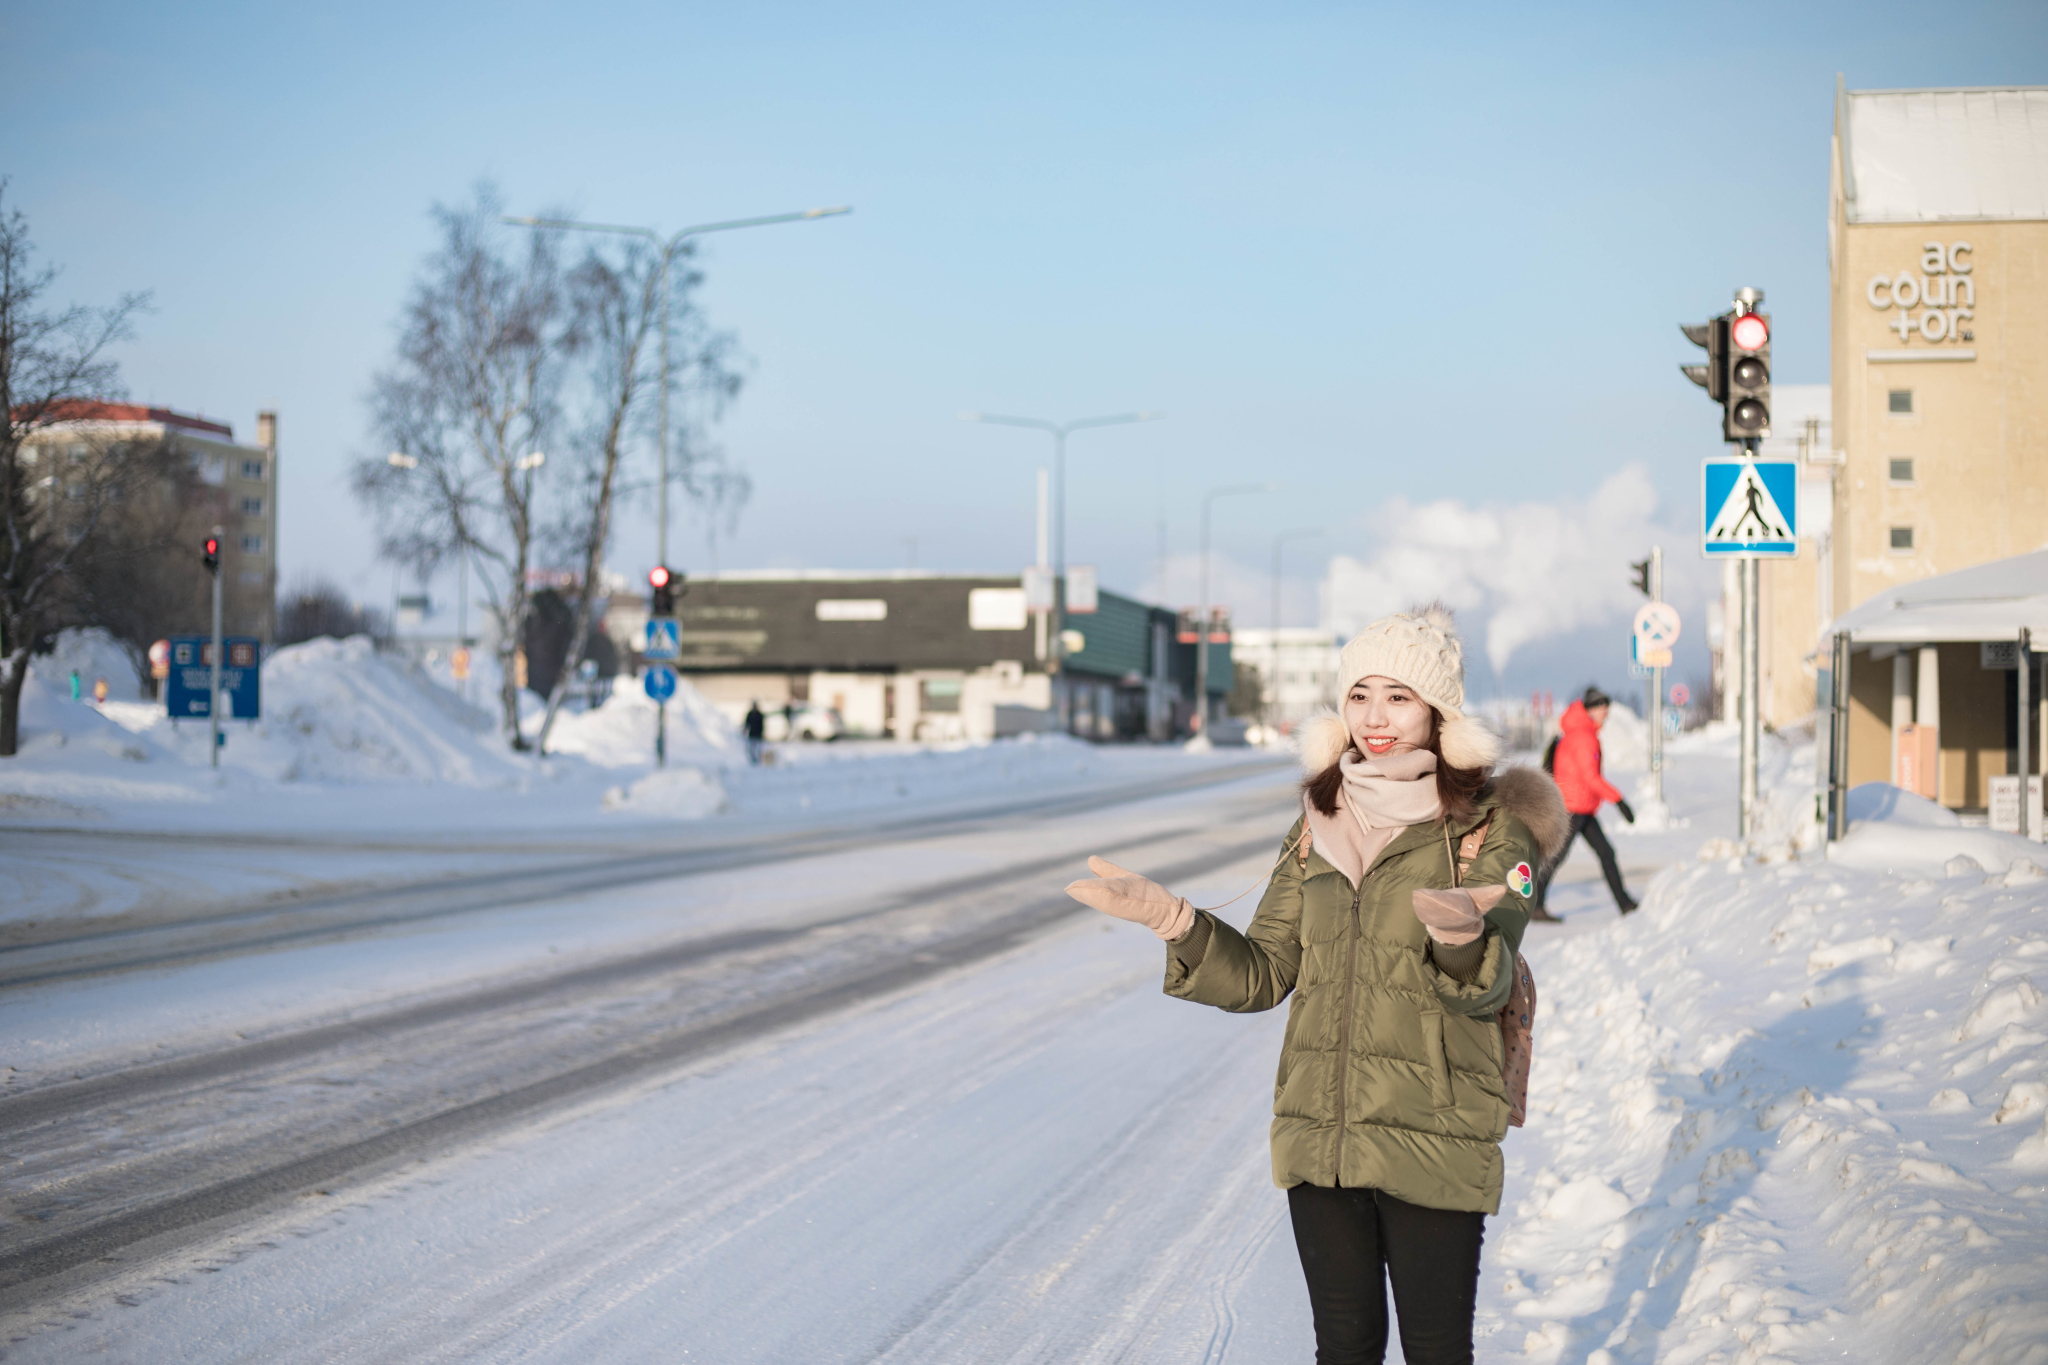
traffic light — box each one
[1680,288,1771,446]
[1630,558,1652,597]
[648,565,679,616]
[202,534,220,574]
[1725,304,1771,442]
[1679,315,1727,404]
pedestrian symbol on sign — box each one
[1701,459,1798,558]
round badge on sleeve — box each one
[1510,862,1534,897]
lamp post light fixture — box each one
[960,410,1162,729]
[386,451,420,470]
[504,205,851,567]
[1193,482,1275,745]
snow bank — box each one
[1498,800,2048,1362]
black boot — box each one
[1617,895,1638,915]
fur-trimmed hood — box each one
[1295,714,1569,862]
[1487,764,1571,862]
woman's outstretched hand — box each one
[1410,885,1508,946]
[1065,856,1195,942]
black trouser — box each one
[1287,1183,1486,1365]
[1533,811,1632,911]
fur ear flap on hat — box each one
[1438,713,1502,770]
[1297,712,1350,775]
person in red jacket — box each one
[1534,686,1637,917]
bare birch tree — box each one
[530,247,661,753]
[353,187,579,747]
[0,184,156,755]
[530,240,744,754]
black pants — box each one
[1533,811,1632,911]
[1287,1183,1485,1365]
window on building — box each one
[1889,526,1915,552]
[240,533,265,554]
[241,459,266,480]
[1888,389,1913,414]
[1888,458,1915,484]
[241,496,265,516]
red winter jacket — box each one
[1552,700,1623,816]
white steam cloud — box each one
[1320,465,1688,677]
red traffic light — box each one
[648,566,672,588]
[1730,312,1769,351]
[204,537,219,556]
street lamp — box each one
[960,410,1162,727]
[1193,482,1274,745]
[504,204,852,566]
[1269,526,1325,737]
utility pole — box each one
[204,526,223,769]
[962,410,1162,732]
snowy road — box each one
[1,759,1316,1358]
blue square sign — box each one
[1702,458,1798,558]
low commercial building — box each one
[634,570,1223,742]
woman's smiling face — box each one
[1342,675,1434,759]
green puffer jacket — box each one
[1165,767,1567,1214]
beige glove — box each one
[1410,885,1507,946]
[1065,856,1195,942]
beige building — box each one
[22,403,280,642]
[1786,84,2048,809]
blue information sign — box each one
[642,665,677,703]
[165,637,262,718]
[1701,458,1798,558]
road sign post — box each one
[644,665,678,767]
[1702,452,1795,840]
[1631,552,1677,807]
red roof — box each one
[28,400,234,440]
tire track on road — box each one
[0,829,1283,1307]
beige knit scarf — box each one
[1305,747,1443,887]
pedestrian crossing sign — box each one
[1701,458,1798,558]
[643,617,680,660]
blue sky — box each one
[6,0,2043,697]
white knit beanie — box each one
[1298,603,1502,773]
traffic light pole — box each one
[1737,449,1761,839]
[208,525,224,770]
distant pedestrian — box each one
[69,670,81,703]
[743,701,766,765]
[1065,605,1569,1364]
[1533,686,1637,917]
[92,676,109,705]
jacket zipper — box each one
[1331,877,1365,1181]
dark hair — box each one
[1582,685,1612,709]
[1303,707,1489,824]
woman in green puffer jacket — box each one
[1066,604,1568,1365]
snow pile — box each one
[1496,806,2048,1362]
[34,628,143,701]
[545,679,739,769]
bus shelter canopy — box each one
[1825,549,2048,645]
